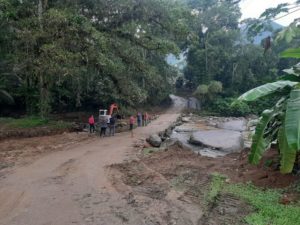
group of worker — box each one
[88,114,116,137]
[88,111,150,138]
[136,112,150,127]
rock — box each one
[175,121,183,127]
[217,119,246,132]
[189,129,244,153]
[187,97,201,110]
[181,117,190,123]
[119,121,128,127]
[247,119,259,128]
[158,131,165,138]
[165,128,173,137]
[243,131,253,149]
[174,124,198,133]
[70,122,84,132]
[249,126,256,131]
[207,121,217,127]
[147,134,162,147]
[161,136,167,142]
[160,138,181,150]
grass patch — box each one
[226,183,300,225]
[207,173,226,203]
[47,120,72,129]
[0,117,72,129]
[0,117,48,128]
[143,147,160,155]
[201,173,300,225]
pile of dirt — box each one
[0,126,72,140]
[141,145,298,189]
[108,144,299,224]
[0,132,92,174]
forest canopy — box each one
[0,0,189,116]
[0,0,299,117]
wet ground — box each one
[108,141,298,225]
[0,96,298,225]
[170,115,248,157]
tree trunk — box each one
[38,0,43,29]
[39,74,50,118]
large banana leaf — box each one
[238,81,297,102]
[249,109,278,164]
[278,126,296,173]
[283,63,300,75]
[281,74,300,82]
[285,88,300,152]
[280,48,300,59]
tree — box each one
[0,0,189,116]
[184,0,241,86]
[238,59,300,173]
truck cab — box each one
[99,109,110,123]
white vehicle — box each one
[98,103,118,123]
[99,109,110,123]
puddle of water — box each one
[171,131,226,158]
[170,117,249,158]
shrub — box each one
[194,84,208,96]
[194,81,223,106]
[211,97,251,117]
[229,101,251,117]
[208,81,223,94]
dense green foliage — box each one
[0,0,189,117]
[238,62,300,173]
[236,16,300,173]
[209,97,250,117]
[181,0,300,116]
[1,0,299,122]
[193,80,222,106]
[183,0,279,94]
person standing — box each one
[143,112,149,126]
[142,113,145,126]
[137,112,142,127]
[109,115,116,136]
[99,116,108,137]
[88,115,95,133]
[129,115,135,138]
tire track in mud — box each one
[0,190,26,219]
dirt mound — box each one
[108,144,265,224]
[0,132,92,174]
[107,141,300,224]
[0,126,70,140]
[110,160,170,200]
[140,145,298,189]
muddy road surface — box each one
[0,96,190,225]
[1,95,298,225]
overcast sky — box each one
[239,0,299,26]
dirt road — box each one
[0,96,189,225]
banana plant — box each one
[238,62,300,173]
